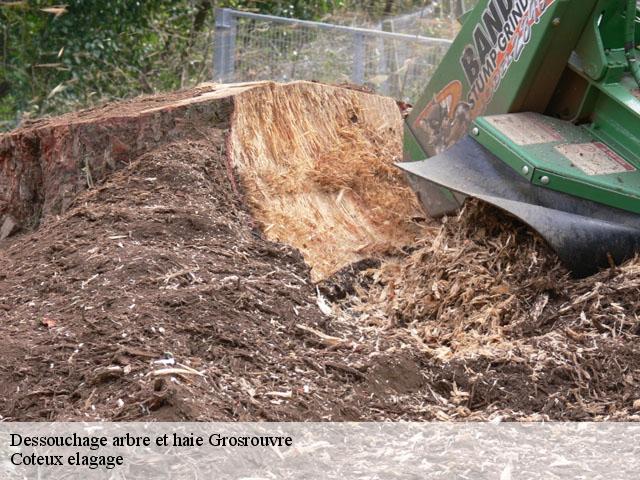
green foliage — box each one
[0,0,428,130]
[1,0,214,128]
[252,1,338,19]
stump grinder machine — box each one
[400,0,640,276]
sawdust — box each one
[334,200,640,419]
[0,130,434,422]
[2,81,640,421]
[0,82,442,421]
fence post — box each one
[352,32,365,84]
[213,8,237,82]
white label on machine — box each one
[555,142,636,176]
[484,113,563,145]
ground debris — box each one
[0,83,431,421]
[2,82,640,422]
[342,200,640,420]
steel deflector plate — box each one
[398,136,640,277]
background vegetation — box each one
[0,0,431,130]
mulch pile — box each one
[0,119,434,421]
[338,202,640,420]
[1,83,639,421]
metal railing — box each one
[213,8,453,101]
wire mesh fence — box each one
[213,8,453,102]
[383,0,476,37]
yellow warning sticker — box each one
[485,113,563,146]
[555,142,635,176]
